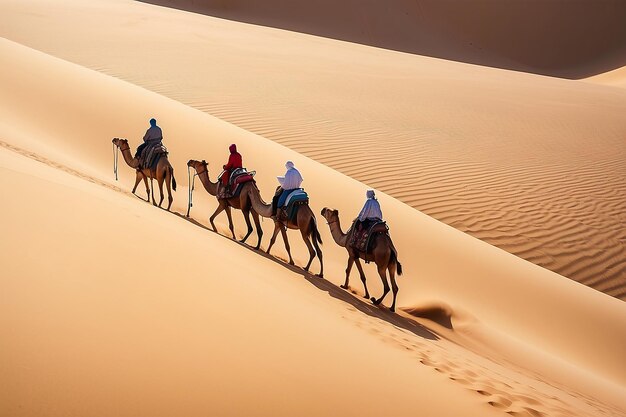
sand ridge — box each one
[141,0,626,78]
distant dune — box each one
[142,0,626,78]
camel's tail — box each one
[390,241,402,276]
[310,217,323,245]
[171,167,177,191]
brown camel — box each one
[112,138,177,210]
[248,184,323,277]
[187,159,263,249]
[321,208,402,311]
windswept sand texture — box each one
[1,1,626,416]
[1,0,625,299]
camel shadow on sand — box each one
[172,211,440,342]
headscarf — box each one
[366,189,376,199]
[229,144,237,153]
[286,161,295,170]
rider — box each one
[221,144,243,190]
[356,189,383,229]
[135,118,163,158]
[272,161,303,217]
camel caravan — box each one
[112,119,403,311]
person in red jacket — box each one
[222,144,243,188]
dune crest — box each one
[141,0,626,78]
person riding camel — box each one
[221,144,243,192]
[356,189,383,230]
[135,118,163,159]
[272,161,303,217]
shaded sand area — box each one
[142,0,626,78]
[1,0,625,299]
[2,36,626,417]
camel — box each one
[247,184,324,277]
[321,208,402,312]
[187,159,263,249]
[112,138,176,210]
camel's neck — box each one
[120,147,139,169]
[197,169,218,196]
[248,185,273,218]
[328,217,349,247]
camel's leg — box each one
[239,208,254,244]
[280,224,294,265]
[165,167,173,211]
[312,228,323,278]
[354,258,370,299]
[142,173,150,200]
[150,176,157,206]
[342,257,355,289]
[209,201,227,232]
[157,169,165,208]
[266,222,281,255]
[388,262,399,313]
[224,205,236,239]
[251,211,263,250]
[131,171,142,194]
[372,263,391,307]
[300,228,315,273]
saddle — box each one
[348,219,388,254]
[217,168,256,199]
[277,189,309,222]
[139,141,167,171]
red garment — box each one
[222,144,243,186]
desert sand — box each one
[1,1,626,416]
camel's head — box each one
[112,137,128,148]
[321,207,339,222]
[187,159,208,171]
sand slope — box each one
[587,66,626,88]
[142,0,626,78]
[2,0,625,300]
[1,37,626,416]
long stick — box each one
[187,166,196,217]
[113,143,119,181]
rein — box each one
[187,165,198,217]
[186,164,208,217]
[113,143,119,181]
[112,141,131,181]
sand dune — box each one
[1,35,626,416]
[2,0,625,300]
[141,0,626,78]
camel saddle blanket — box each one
[140,142,168,171]
[348,219,388,254]
[217,168,256,199]
[277,189,309,222]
